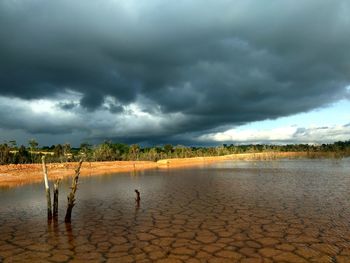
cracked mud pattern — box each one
[1,159,350,262]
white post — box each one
[41,156,52,220]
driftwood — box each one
[41,156,52,220]
[53,179,60,219]
[65,159,83,223]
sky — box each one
[0,0,349,147]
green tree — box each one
[129,144,140,161]
[144,147,158,161]
[0,144,11,164]
[163,144,173,156]
[54,144,64,162]
[28,139,39,163]
[16,145,30,164]
[8,140,17,150]
[93,142,114,161]
[112,143,129,160]
[174,145,183,158]
[28,139,38,151]
[63,143,72,161]
[79,142,92,159]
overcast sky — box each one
[1,0,349,147]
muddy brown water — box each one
[1,159,350,263]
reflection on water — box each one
[1,158,350,262]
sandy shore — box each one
[0,152,311,188]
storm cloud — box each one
[0,0,350,145]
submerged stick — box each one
[41,156,52,220]
[53,179,60,219]
[65,159,83,223]
[135,189,141,205]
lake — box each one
[1,158,350,262]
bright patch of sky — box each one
[199,99,350,144]
[245,99,350,130]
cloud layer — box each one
[199,124,350,145]
[1,0,350,145]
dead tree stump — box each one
[53,179,60,219]
[65,159,83,223]
[41,156,52,220]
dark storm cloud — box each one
[0,0,350,143]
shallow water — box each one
[1,158,350,262]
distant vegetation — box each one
[0,139,350,165]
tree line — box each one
[0,139,350,165]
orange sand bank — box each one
[0,152,311,188]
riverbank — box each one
[0,151,336,187]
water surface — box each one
[1,159,350,262]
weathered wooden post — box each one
[65,159,83,223]
[41,156,52,220]
[53,179,60,219]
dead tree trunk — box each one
[53,179,60,219]
[65,159,83,223]
[41,156,52,220]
